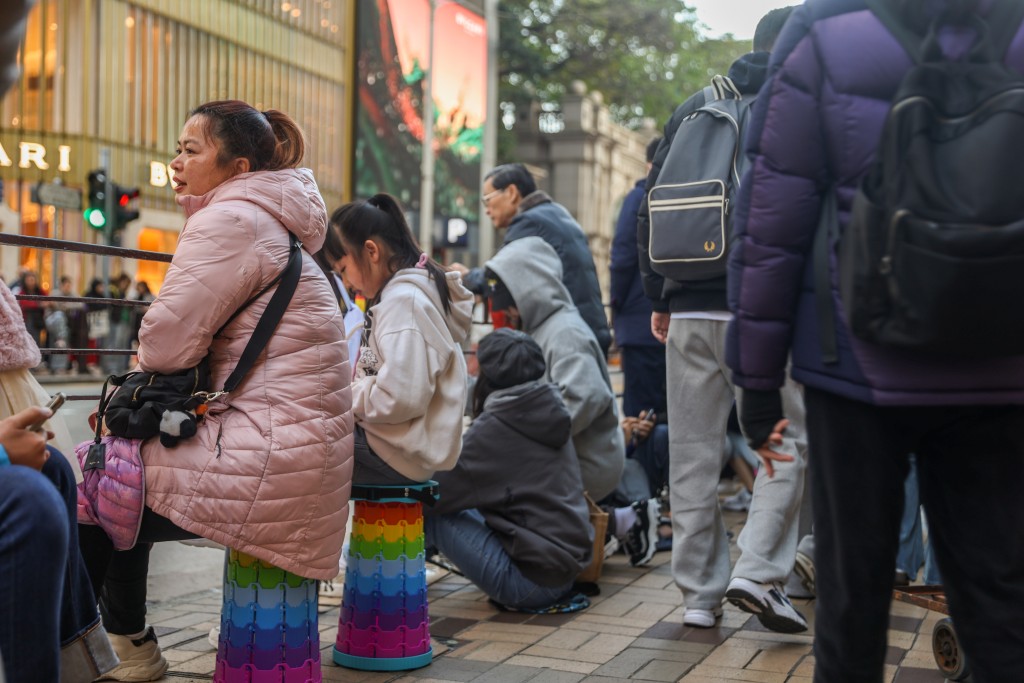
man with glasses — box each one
[457,163,611,356]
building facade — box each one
[513,82,656,302]
[1,0,354,293]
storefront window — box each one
[135,227,177,294]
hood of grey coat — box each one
[485,236,576,334]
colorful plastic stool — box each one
[333,481,439,671]
[214,549,321,683]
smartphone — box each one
[28,392,66,433]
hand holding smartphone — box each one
[28,392,65,433]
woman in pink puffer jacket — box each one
[78,100,353,681]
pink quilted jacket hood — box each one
[137,168,353,580]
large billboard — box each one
[355,0,486,252]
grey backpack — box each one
[648,76,756,281]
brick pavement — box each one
[145,510,951,683]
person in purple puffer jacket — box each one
[727,1,1024,681]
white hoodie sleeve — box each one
[353,326,447,425]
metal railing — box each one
[3,232,170,402]
[3,231,623,403]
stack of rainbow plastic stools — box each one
[333,481,438,671]
[214,549,321,682]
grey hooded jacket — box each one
[430,381,593,587]
[486,237,625,500]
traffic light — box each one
[113,184,140,231]
[84,169,107,230]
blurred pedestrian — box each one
[426,328,592,612]
[637,6,808,633]
[611,137,666,418]
[455,163,611,356]
[82,278,109,376]
[0,278,117,682]
[129,280,154,348]
[726,1,1024,680]
[10,270,46,357]
[485,236,625,501]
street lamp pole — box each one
[480,0,498,264]
[418,0,437,259]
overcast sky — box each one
[687,0,800,40]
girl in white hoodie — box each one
[331,194,473,483]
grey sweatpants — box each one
[666,318,807,610]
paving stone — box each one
[431,617,479,639]
[466,663,538,682]
[148,508,951,683]
[457,623,556,644]
[168,651,217,675]
[529,671,586,683]
[629,637,713,655]
[892,666,947,682]
[684,663,788,682]
[404,657,496,681]
[745,645,806,674]
[632,657,695,682]
[533,628,598,651]
[504,654,600,675]
[461,641,529,663]
[701,644,759,669]
[889,615,923,633]
[529,611,587,628]
[152,610,218,629]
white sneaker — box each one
[603,534,621,559]
[208,624,220,650]
[99,627,168,682]
[721,487,752,512]
[682,607,722,628]
[725,577,808,633]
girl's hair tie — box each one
[415,253,428,269]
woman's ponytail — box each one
[364,194,454,315]
[263,109,305,171]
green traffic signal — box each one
[86,168,107,231]
[84,206,107,228]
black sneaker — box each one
[624,498,660,567]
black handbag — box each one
[94,236,303,449]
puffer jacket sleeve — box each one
[726,6,828,391]
[138,206,261,373]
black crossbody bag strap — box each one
[221,235,303,394]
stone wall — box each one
[512,82,658,307]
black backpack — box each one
[648,75,756,282]
[817,0,1024,360]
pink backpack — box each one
[76,436,145,550]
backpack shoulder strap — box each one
[221,235,303,393]
[866,0,926,63]
[868,0,1024,64]
[987,0,1024,60]
[709,74,743,101]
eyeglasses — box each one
[481,188,504,207]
